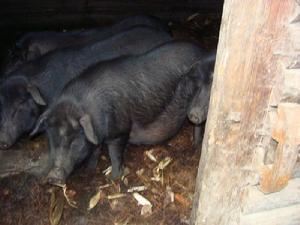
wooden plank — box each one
[243,178,300,214]
[292,161,300,178]
[281,69,300,103]
[0,147,49,178]
[190,1,297,224]
[240,204,300,225]
[259,103,300,193]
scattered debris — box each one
[164,186,175,207]
[151,157,173,184]
[103,166,112,176]
[62,185,77,208]
[145,149,158,162]
[49,187,65,225]
[158,157,172,170]
[107,193,127,200]
[127,186,147,193]
[133,192,152,206]
[133,192,153,216]
[88,189,102,211]
[174,193,191,208]
[99,184,112,190]
[136,168,145,176]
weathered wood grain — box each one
[259,103,300,193]
[243,178,300,214]
[0,148,49,179]
[240,204,300,225]
[292,161,300,178]
[190,1,297,224]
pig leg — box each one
[85,147,100,169]
[193,123,205,147]
[107,135,128,179]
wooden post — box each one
[190,1,299,225]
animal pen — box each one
[0,0,299,225]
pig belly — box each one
[129,75,196,145]
[129,115,185,145]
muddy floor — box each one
[0,14,220,225]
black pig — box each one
[5,15,169,74]
[32,41,211,185]
[187,51,216,146]
[0,26,172,149]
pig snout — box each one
[47,167,67,186]
[188,107,207,125]
[0,132,14,150]
[0,141,10,149]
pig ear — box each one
[27,84,47,106]
[79,114,98,145]
[30,111,49,137]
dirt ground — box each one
[0,14,221,225]
[0,123,200,225]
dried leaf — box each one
[99,184,112,189]
[150,175,161,182]
[151,157,172,183]
[88,190,102,211]
[145,149,157,162]
[103,166,112,176]
[136,168,145,176]
[133,193,153,216]
[49,188,65,225]
[158,157,172,170]
[133,192,152,206]
[127,186,147,193]
[107,193,127,200]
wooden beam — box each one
[0,148,49,178]
[240,204,300,225]
[190,1,297,224]
[259,103,300,193]
[243,178,300,214]
[292,162,300,178]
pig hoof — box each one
[109,167,124,180]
